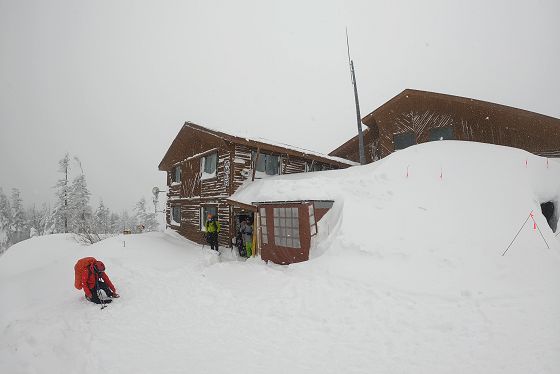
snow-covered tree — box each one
[119,210,135,234]
[94,200,111,234]
[69,173,92,233]
[53,153,71,233]
[28,203,52,237]
[134,197,159,232]
[10,188,28,243]
[0,188,11,252]
[109,212,121,234]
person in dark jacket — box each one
[82,260,120,304]
[239,217,253,257]
[205,213,221,252]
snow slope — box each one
[1,141,560,374]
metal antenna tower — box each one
[346,28,366,165]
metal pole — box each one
[346,29,366,165]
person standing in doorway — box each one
[205,213,221,253]
[240,216,253,257]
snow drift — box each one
[1,141,560,374]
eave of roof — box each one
[159,121,358,171]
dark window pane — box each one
[203,153,217,174]
[393,132,416,150]
[265,155,279,175]
[428,127,454,141]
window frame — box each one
[200,152,218,181]
[259,207,268,245]
[171,206,181,226]
[308,205,317,237]
[393,132,416,151]
[171,166,182,184]
[272,207,300,249]
[252,151,281,177]
[428,127,454,141]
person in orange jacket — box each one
[82,260,120,304]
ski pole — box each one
[502,213,531,256]
[535,223,550,249]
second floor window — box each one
[393,132,416,151]
[252,151,280,176]
[201,152,218,180]
[428,127,454,141]
[171,166,181,184]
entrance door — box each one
[234,211,254,258]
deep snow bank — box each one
[232,141,560,292]
[1,141,560,374]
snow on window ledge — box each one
[201,171,217,181]
[171,182,181,186]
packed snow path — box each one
[1,230,559,374]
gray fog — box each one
[1,0,559,212]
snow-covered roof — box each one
[184,122,358,166]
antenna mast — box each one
[346,28,366,165]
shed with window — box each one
[227,199,333,265]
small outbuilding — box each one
[227,199,334,265]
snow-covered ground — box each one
[1,141,560,374]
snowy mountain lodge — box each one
[159,90,560,264]
[329,89,560,163]
[158,122,354,263]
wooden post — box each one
[251,147,260,181]
[252,214,258,257]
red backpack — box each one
[74,257,96,290]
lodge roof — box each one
[362,89,560,127]
[329,88,560,158]
[159,121,358,170]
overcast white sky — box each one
[1,0,559,212]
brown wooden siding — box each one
[259,203,312,265]
[330,89,560,162]
[161,124,349,251]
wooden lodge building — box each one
[158,122,355,262]
[329,89,560,163]
[159,90,559,264]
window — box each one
[273,207,300,248]
[259,207,268,244]
[314,201,334,209]
[308,205,317,236]
[171,166,182,183]
[393,132,416,150]
[201,152,218,180]
[428,127,454,141]
[200,206,218,231]
[252,152,280,176]
[306,162,327,172]
[171,206,181,226]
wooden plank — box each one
[251,147,260,181]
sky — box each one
[1,0,559,213]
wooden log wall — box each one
[362,90,560,160]
[163,127,350,249]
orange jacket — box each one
[82,264,116,298]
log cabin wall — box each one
[161,123,351,249]
[366,90,560,159]
[331,89,560,162]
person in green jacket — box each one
[205,213,221,253]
